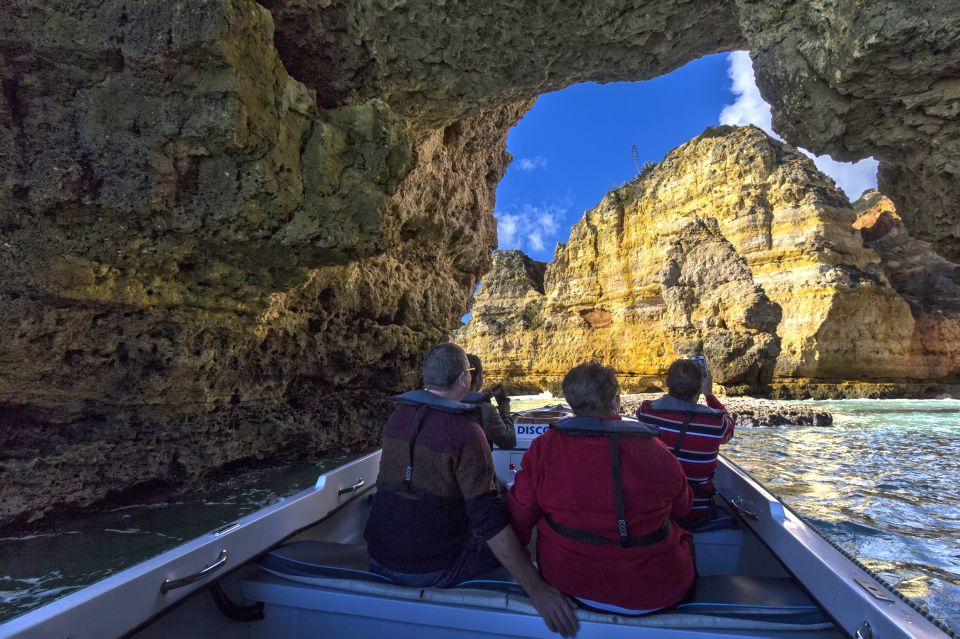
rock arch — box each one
[1,0,958,526]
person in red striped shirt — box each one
[636,358,735,530]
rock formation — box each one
[853,190,960,383]
[660,217,781,393]
[263,0,960,259]
[618,395,832,428]
[456,127,960,396]
[0,1,519,528]
[2,0,960,527]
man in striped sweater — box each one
[364,343,578,637]
[636,358,735,529]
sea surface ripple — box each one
[724,398,960,634]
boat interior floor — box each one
[241,524,844,638]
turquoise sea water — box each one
[724,399,960,634]
[1,400,959,632]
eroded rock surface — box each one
[737,1,960,259]
[2,0,960,526]
[618,395,832,428]
[660,217,781,393]
[260,0,960,259]
[0,1,519,527]
[457,127,960,396]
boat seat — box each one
[257,539,393,585]
[251,540,833,630]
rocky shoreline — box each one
[618,395,833,427]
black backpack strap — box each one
[609,433,630,548]
[404,406,426,491]
[672,411,692,455]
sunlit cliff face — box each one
[1,0,959,527]
[455,129,960,397]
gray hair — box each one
[562,361,620,416]
[422,343,469,391]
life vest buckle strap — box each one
[404,406,426,491]
[544,514,671,548]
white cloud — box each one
[719,51,775,135]
[497,213,521,249]
[495,202,566,256]
[517,155,548,172]
[719,51,877,201]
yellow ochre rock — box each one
[456,126,960,397]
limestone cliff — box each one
[659,217,781,393]
[853,191,960,382]
[457,127,960,396]
[2,0,960,527]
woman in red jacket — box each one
[507,361,695,614]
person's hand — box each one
[701,364,713,398]
[527,579,579,637]
[492,386,509,406]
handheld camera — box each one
[689,355,708,376]
[483,384,505,401]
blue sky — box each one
[494,52,879,262]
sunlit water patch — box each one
[724,399,960,633]
[0,455,358,623]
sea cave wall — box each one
[1,0,959,527]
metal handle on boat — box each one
[730,496,759,521]
[160,549,228,593]
[855,621,873,639]
[338,478,365,495]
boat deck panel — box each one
[245,539,842,638]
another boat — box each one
[2,405,953,639]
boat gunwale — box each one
[0,451,382,639]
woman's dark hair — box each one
[466,353,484,391]
[422,343,468,390]
[562,361,619,416]
[666,359,703,401]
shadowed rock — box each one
[660,217,781,392]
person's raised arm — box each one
[485,526,579,637]
[700,365,714,401]
[702,385,735,444]
[480,400,516,449]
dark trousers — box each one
[370,534,501,588]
